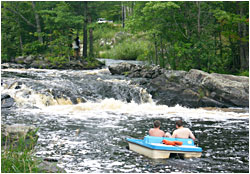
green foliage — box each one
[198,88,205,99]
[46,56,69,66]
[94,24,121,40]
[237,71,249,77]
[101,38,149,60]
[1,1,248,74]
[1,128,45,173]
[84,57,103,68]
[23,41,47,55]
[126,1,249,73]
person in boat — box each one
[149,120,171,137]
[172,120,195,141]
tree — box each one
[126,1,249,73]
[83,1,88,58]
[31,1,43,43]
[1,1,38,60]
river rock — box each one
[109,62,137,75]
[1,63,26,69]
[184,69,249,107]
[3,55,104,70]
[37,161,66,173]
[108,63,249,108]
[15,55,40,64]
[1,94,15,108]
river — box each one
[1,59,249,173]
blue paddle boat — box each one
[127,136,202,159]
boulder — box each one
[184,69,249,107]
[30,60,51,69]
[1,124,65,172]
[37,161,66,173]
[1,63,26,69]
[15,56,26,63]
[3,55,104,70]
[108,63,249,108]
[24,55,35,64]
[109,62,137,75]
[1,94,15,108]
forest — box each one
[1,1,249,75]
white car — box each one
[97,18,113,24]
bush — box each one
[1,128,45,173]
[237,71,249,77]
[101,38,149,60]
[46,56,69,66]
[93,24,122,57]
[23,41,47,56]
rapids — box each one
[1,59,249,173]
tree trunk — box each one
[83,1,88,58]
[219,29,223,63]
[243,24,249,70]
[237,2,249,70]
[154,34,158,65]
[16,18,23,53]
[31,1,43,43]
[88,16,93,58]
[160,36,165,67]
[196,1,201,38]
[122,2,125,28]
[131,1,134,16]
[229,37,239,72]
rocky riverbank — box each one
[1,124,66,173]
[108,63,249,108]
[1,55,104,70]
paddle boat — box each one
[127,135,202,159]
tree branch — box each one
[173,13,189,40]
[4,6,36,28]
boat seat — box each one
[143,135,194,146]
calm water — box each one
[1,59,249,173]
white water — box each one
[1,60,249,173]
[1,67,248,122]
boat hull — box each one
[128,142,202,159]
[127,136,202,159]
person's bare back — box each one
[172,127,195,139]
[149,120,170,137]
[172,120,195,141]
[149,128,165,137]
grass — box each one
[100,38,149,60]
[1,149,43,173]
[237,70,249,77]
[1,128,50,173]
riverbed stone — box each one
[3,55,104,70]
[37,161,66,173]
[24,55,35,64]
[1,63,26,69]
[109,62,137,75]
[1,94,15,108]
[30,60,51,69]
[108,63,249,108]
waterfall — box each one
[1,67,154,109]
